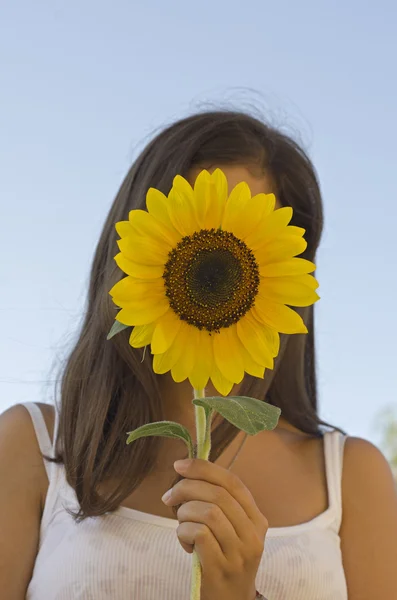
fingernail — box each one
[161,488,173,504]
[174,459,191,472]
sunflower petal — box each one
[250,314,280,356]
[228,193,276,241]
[129,209,179,248]
[245,207,293,250]
[213,325,245,383]
[153,344,181,374]
[253,296,308,334]
[189,331,213,390]
[153,323,190,374]
[259,277,320,307]
[255,234,308,264]
[115,221,134,238]
[146,188,180,235]
[114,253,164,279]
[221,182,251,233]
[129,322,156,348]
[259,257,316,278]
[110,277,164,303]
[151,309,182,354]
[109,275,134,299]
[193,170,213,228]
[291,273,319,290]
[210,362,234,396]
[168,176,200,236]
[170,323,197,382]
[117,236,168,265]
[211,169,228,208]
[236,312,275,367]
[287,226,305,237]
[152,351,175,375]
[203,177,225,230]
[116,301,169,326]
[239,342,266,378]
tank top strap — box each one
[323,430,347,531]
[21,402,54,480]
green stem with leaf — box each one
[125,391,281,600]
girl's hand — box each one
[161,458,268,600]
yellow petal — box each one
[110,277,164,303]
[211,169,228,208]
[295,273,319,290]
[170,323,198,382]
[221,182,251,233]
[153,344,180,374]
[146,188,180,236]
[152,324,189,375]
[193,170,213,228]
[129,209,179,248]
[116,301,169,326]
[236,312,275,367]
[255,234,308,264]
[258,277,320,307]
[153,351,175,375]
[287,226,305,237]
[203,177,225,230]
[210,362,234,396]
[268,324,280,356]
[109,275,134,299]
[259,193,277,217]
[249,310,280,356]
[151,309,182,354]
[239,342,266,378]
[117,236,168,266]
[227,193,276,241]
[115,221,134,238]
[253,296,308,334]
[168,176,200,236]
[129,322,156,348]
[188,331,213,390]
[114,253,164,279]
[245,207,293,250]
[213,325,244,383]
[259,258,316,278]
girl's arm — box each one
[0,405,42,599]
[341,437,397,599]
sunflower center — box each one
[163,228,260,332]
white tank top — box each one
[22,401,348,600]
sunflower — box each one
[109,169,319,396]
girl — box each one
[1,110,397,600]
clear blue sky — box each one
[1,0,396,447]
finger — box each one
[165,478,261,548]
[177,500,239,557]
[174,458,267,532]
[176,521,225,568]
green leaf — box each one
[126,421,194,458]
[192,396,281,435]
[107,320,130,340]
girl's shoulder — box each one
[0,402,55,512]
[342,435,395,497]
[35,401,56,444]
[339,436,397,597]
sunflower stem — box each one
[191,388,210,600]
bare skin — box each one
[128,372,329,528]
[35,394,397,600]
[1,165,396,598]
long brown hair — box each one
[46,110,336,521]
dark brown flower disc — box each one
[163,228,260,333]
